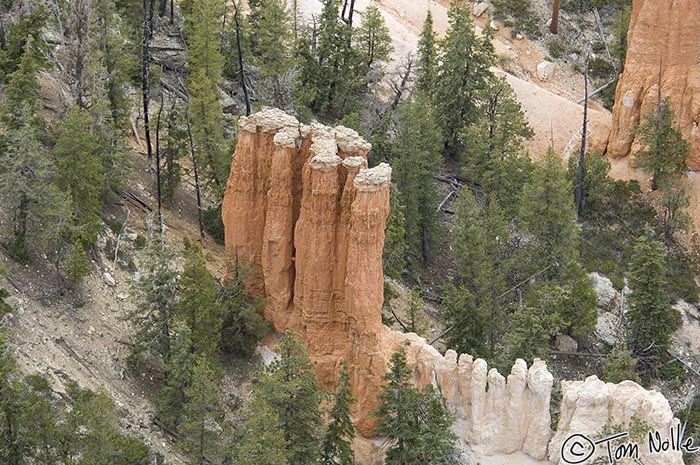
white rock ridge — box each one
[549,376,684,465]
[400,333,553,460]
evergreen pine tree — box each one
[374,345,421,465]
[566,151,614,219]
[391,97,442,266]
[416,11,437,96]
[53,106,107,246]
[254,331,323,465]
[518,149,580,279]
[0,6,48,81]
[180,356,223,465]
[601,350,641,384]
[633,97,689,190]
[626,232,674,357]
[502,284,565,365]
[184,0,228,192]
[176,239,222,358]
[161,102,187,206]
[0,333,32,465]
[382,182,408,279]
[218,271,268,356]
[0,106,68,263]
[157,323,197,428]
[1,34,44,130]
[247,0,292,107]
[0,335,152,464]
[517,150,597,338]
[374,344,458,465]
[68,383,150,465]
[300,0,353,119]
[353,5,393,76]
[234,396,289,465]
[94,0,133,127]
[414,384,459,465]
[659,181,691,242]
[462,76,534,199]
[126,237,179,364]
[23,374,70,465]
[321,362,355,465]
[445,190,511,359]
[434,2,495,158]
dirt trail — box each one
[297,0,614,159]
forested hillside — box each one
[0,0,699,463]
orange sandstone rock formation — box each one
[608,0,700,168]
[222,108,681,463]
[221,108,553,456]
[221,108,396,434]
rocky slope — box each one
[221,108,684,464]
[609,0,700,168]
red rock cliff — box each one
[608,0,700,168]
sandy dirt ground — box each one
[0,147,254,465]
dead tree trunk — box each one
[233,1,250,116]
[390,56,412,113]
[74,0,89,108]
[341,0,355,28]
[142,0,156,161]
[575,66,588,218]
[186,107,205,239]
[652,59,663,191]
[155,92,164,234]
[550,0,560,34]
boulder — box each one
[589,272,617,309]
[555,334,578,352]
[102,272,116,287]
[473,1,490,17]
[537,61,555,81]
[596,312,621,346]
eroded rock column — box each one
[608,0,700,167]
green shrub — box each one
[600,77,618,110]
[134,234,147,250]
[8,239,30,264]
[548,39,566,59]
[492,0,539,36]
[678,395,700,464]
[0,288,12,318]
[202,205,225,245]
[588,57,615,80]
[64,242,91,287]
[601,350,642,384]
[658,360,687,382]
[665,252,700,304]
[107,218,123,235]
